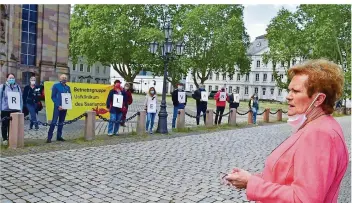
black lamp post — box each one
[149,22,185,134]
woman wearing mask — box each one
[225,59,349,203]
[106,83,127,136]
[248,94,259,125]
[23,76,41,130]
[0,73,23,145]
[144,87,157,134]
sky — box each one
[243,4,299,42]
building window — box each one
[73,64,76,71]
[215,85,219,90]
[222,73,226,80]
[21,4,37,66]
[280,74,283,80]
[96,66,99,74]
[271,88,274,95]
[256,60,260,67]
[190,85,193,91]
[103,67,107,74]
[208,85,212,92]
[209,72,212,80]
[87,79,90,83]
[87,66,91,73]
[263,74,267,82]
[236,87,240,94]
[255,74,259,81]
[271,74,275,82]
[262,88,266,96]
[281,61,285,67]
[237,74,241,81]
[292,59,296,65]
[245,87,248,95]
[278,89,282,96]
[80,78,83,83]
[229,74,233,80]
[245,74,249,82]
[229,86,232,93]
[80,64,84,72]
[254,87,258,94]
[216,73,219,80]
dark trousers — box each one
[26,103,39,129]
[196,104,207,125]
[215,106,225,125]
[121,106,128,125]
[1,110,19,141]
[47,108,67,141]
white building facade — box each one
[68,57,111,84]
[185,35,289,102]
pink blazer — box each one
[246,115,349,203]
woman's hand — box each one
[225,168,252,189]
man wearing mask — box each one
[192,84,207,125]
[121,83,133,127]
[47,74,71,143]
[171,83,187,128]
[214,86,228,125]
[23,76,42,130]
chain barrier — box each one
[282,110,288,114]
[212,110,232,117]
[257,109,266,116]
[97,112,140,123]
[236,110,251,116]
[269,110,280,115]
[25,113,87,126]
[185,111,204,119]
[222,110,233,116]
[0,116,12,123]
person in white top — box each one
[144,87,158,134]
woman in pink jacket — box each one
[225,59,349,203]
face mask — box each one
[287,93,321,131]
[150,90,155,94]
[30,81,36,85]
[8,78,15,84]
[61,79,67,84]
[125,87,129,90]
[177,86,182,90]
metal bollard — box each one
[176,109,185,129]
[263,108,270,123]
[9,113,24,149]
[228,108,237,126]
[248,111,253,124]
[84,111,96,141]
[206,109,214,127]
[277,109,282,121]
[136,110,146,135]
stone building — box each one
[0,4,70,86]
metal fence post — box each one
[9,113,24,149]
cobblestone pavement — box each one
[22,97,288,140]
[1,117,350,203]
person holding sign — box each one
[171,83,187,128]
[228,89,240,110]
[23,76,42,131]
[144,87,158,134]
[47,74,71,143]
[249,93,259,125]
[0,73,23,145]
[214,87,228,125]
[106,83,127,136]
[192,84,207,125]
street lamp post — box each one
[149,22,185,134]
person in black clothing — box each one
[23,76,42,130]
[228,89,240,110]
[171,83,187,128]
[192,84,207,125]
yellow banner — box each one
[44,81,113,121]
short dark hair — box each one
[114,80,121,84]
[6,73,15,78]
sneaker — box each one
[57,138,66,142]
[2,140,8,145]
[46,140,52,143]
[108,134,113,136]
[149,131,153,134]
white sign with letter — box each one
[201,91,208,101]
[61,93,72,109]
[219,92,226,101]
[7,92,21,110]
[178,92,186,103]
[113,94,123,108]
[147,99,157,113]
[233,94,239,103]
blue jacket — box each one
[0,83,23,112]
[51,82,71,108]
[106,89,127,114]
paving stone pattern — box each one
[1,117,350,203]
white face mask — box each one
[30,81,35,85]
[287,93,321,131]
[177,86,182,90]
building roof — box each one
[247,35,268,56]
